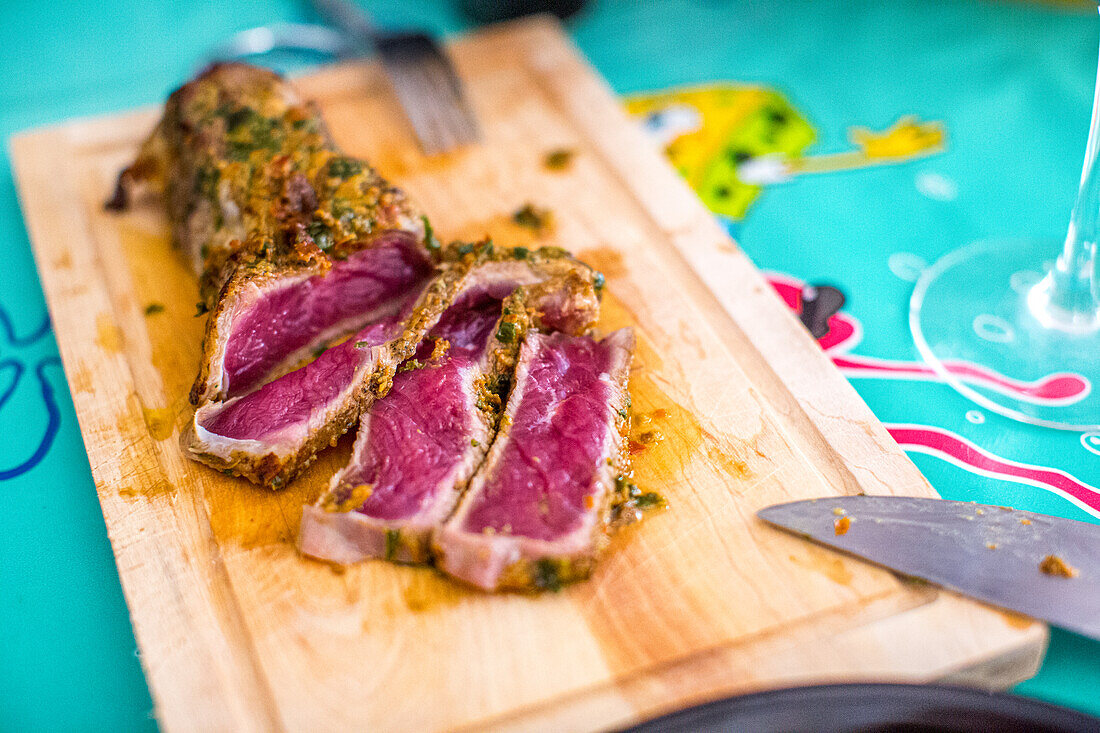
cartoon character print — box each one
[627,85,944,231]
[627,85,816,221]
[769,272,1090,407]
[768,271,1100,518]
[0,305,61,480]
[628,84,1098,517]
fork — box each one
[208,2,480,155]
[311,0,480,155]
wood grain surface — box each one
[11,17,1045,733]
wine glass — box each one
[910,13,1100,431]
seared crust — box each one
[433,329,635,592]
[437,240,602,332]
[188,391,364,488]
[368,241,602,404]
[115,63,424,300]
[110,63,428,405]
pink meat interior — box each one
[459,333,615,541]
[201,313,406,441]
[347,295,502,520]
[223,233,431,397]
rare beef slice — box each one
[198,233,432,402]
[189,296,416,488]
[433,329,634,591]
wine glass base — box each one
[910,239,1100,430]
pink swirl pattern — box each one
[766,273,1090,406]
[886,424,1100,518]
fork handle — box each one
[310,0,379,45]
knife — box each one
[757,496,1100,640]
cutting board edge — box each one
[471,591,1046,732]
[9,128,284,733]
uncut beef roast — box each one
[109,62,429,404]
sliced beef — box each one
[298,294,521,563]
[191,245,601,489]
[107,62,428,404]
[433,329,634,592]
[189,300,414,488]
[299,246,604,559]
[346,244,600,421]
[195,231,432,403]
[438,246,602,336]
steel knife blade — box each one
[757,496,1100,640]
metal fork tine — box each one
[377,35,479,155]
[304,1,480,154]
[392,60,477,153]
[384,62,453,154]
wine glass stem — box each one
[1032,10,1100,331]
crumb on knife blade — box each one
[1039,554,1078,578]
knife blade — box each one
[757,496,1100,640]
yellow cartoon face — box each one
[627,84,816,219]
[628,86,945,222]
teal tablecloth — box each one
[2,1,1098,729]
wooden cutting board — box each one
[11,17,1045,733]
